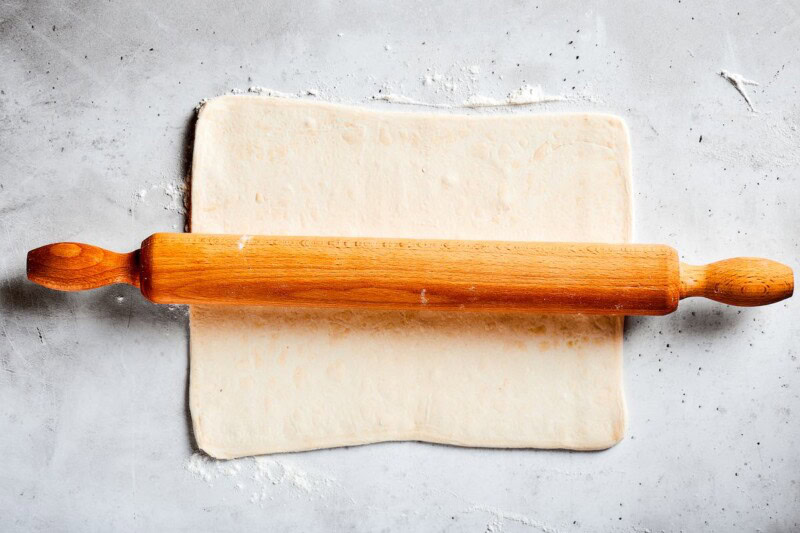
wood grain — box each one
[680,258,793,306]
[140,233,682,315]
[26,233,793,314]
[27,242,140,291]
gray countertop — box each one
[2,1,798,531]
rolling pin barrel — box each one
[26,233,793,315]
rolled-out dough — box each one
[190,96,632,459]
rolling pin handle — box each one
[27,242,141,291]
[680,258,794,307]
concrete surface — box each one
[1,1,799,531]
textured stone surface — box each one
[1,1,798,530]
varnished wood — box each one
[680,258,793,306]
[139,234,683,314]
[27,242,140,291]
[27,233,793,315]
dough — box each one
[190,96,632,459]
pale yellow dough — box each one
[190,95,632,459]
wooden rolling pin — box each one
[26,233,793,315]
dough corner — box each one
[191,417,235,460]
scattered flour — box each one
[132,180,187,219]
[185,453,218,484]
[421,70,463,93]
[198,55,601,115]
[200,66,588,116]
[254,457,333,493]
[370,93,449,108]
[463,85,565,107]
[160,181,187,213]
[467,505,563,533]
[246,86,298,99]
[372,85,566,109]
[197,87,324,111]
[184,452,346,506]
[719,69,759,112]
[460,95,503,107]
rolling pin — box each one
[26,233,793,315]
